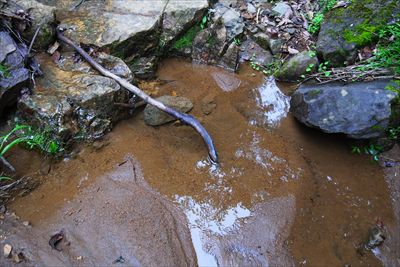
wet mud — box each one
[1,58,399,266]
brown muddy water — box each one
[1,58,399,266]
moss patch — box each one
[172,25,201,50]
[343,24,379,46]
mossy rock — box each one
[275,51,318,82]
[316,0,400,66]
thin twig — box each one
[0,156,15,173]
[56,29,219,163]
[27,23,44,56]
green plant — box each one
[306,63,315,73]
[200,15,208,30]
[0,63,10,78]
[356,23,400,75]
[387,126,400,140]
[308,13,324,35]
[318,61,332,77]
[308,50,317,57]
[319,0,337,12]
[0,124,62,157]
[233,37,241,46]
[250,55,281,76]
[172,25,200,50]
[0,176,11,181]
[351,144,383,161]
[308,0,337,35]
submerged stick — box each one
[56,29,219,163]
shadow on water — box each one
[4,58,399,266]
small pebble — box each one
[22,221,30,226]
[3,244,12,258]
[12,252,24,263]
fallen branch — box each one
[56,28,219,163]
[301,65,396,85]
[0,156,15,173]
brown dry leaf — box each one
[171,90,177,97]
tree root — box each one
[56,28,219,163]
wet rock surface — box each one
[17,53,130,145]
[144,95,193,126]
[291,80,397,139]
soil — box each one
[1,58,399,266]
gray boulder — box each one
[290,80,398,139]
[253,32,282,55]
[161,0,208,45]
[316,0,400,66]
[276,51,318,81]
[239,38,273,66]
[212,3,244,41]
[57,1,165,58]
[144,96,193,126]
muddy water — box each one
[5,59,399,266]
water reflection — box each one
[251,76,290,127]
[175,195,251,266]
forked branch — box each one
[56,28,219,163]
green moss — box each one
[340,0,399,46]
[343,24,379,46]
[172,25,201,50]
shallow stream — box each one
[4,59,399,266]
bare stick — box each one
[56,29,219,163]
[0,156,15,173]
[27,23,43,56]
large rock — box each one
[161,0,208,45]
[192,4,244,72]
[316,0,400,66]
[12,0,56,50]
[276,51,318,81]
[18,53,131,146]
[0,31,30,116]
[239,38,273,66]
[290,80,398,139]
[56,1,166,58]
[56,52,133,82]
[144,96,193,126]
[51,0,208,76]
[212,3,244,41]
